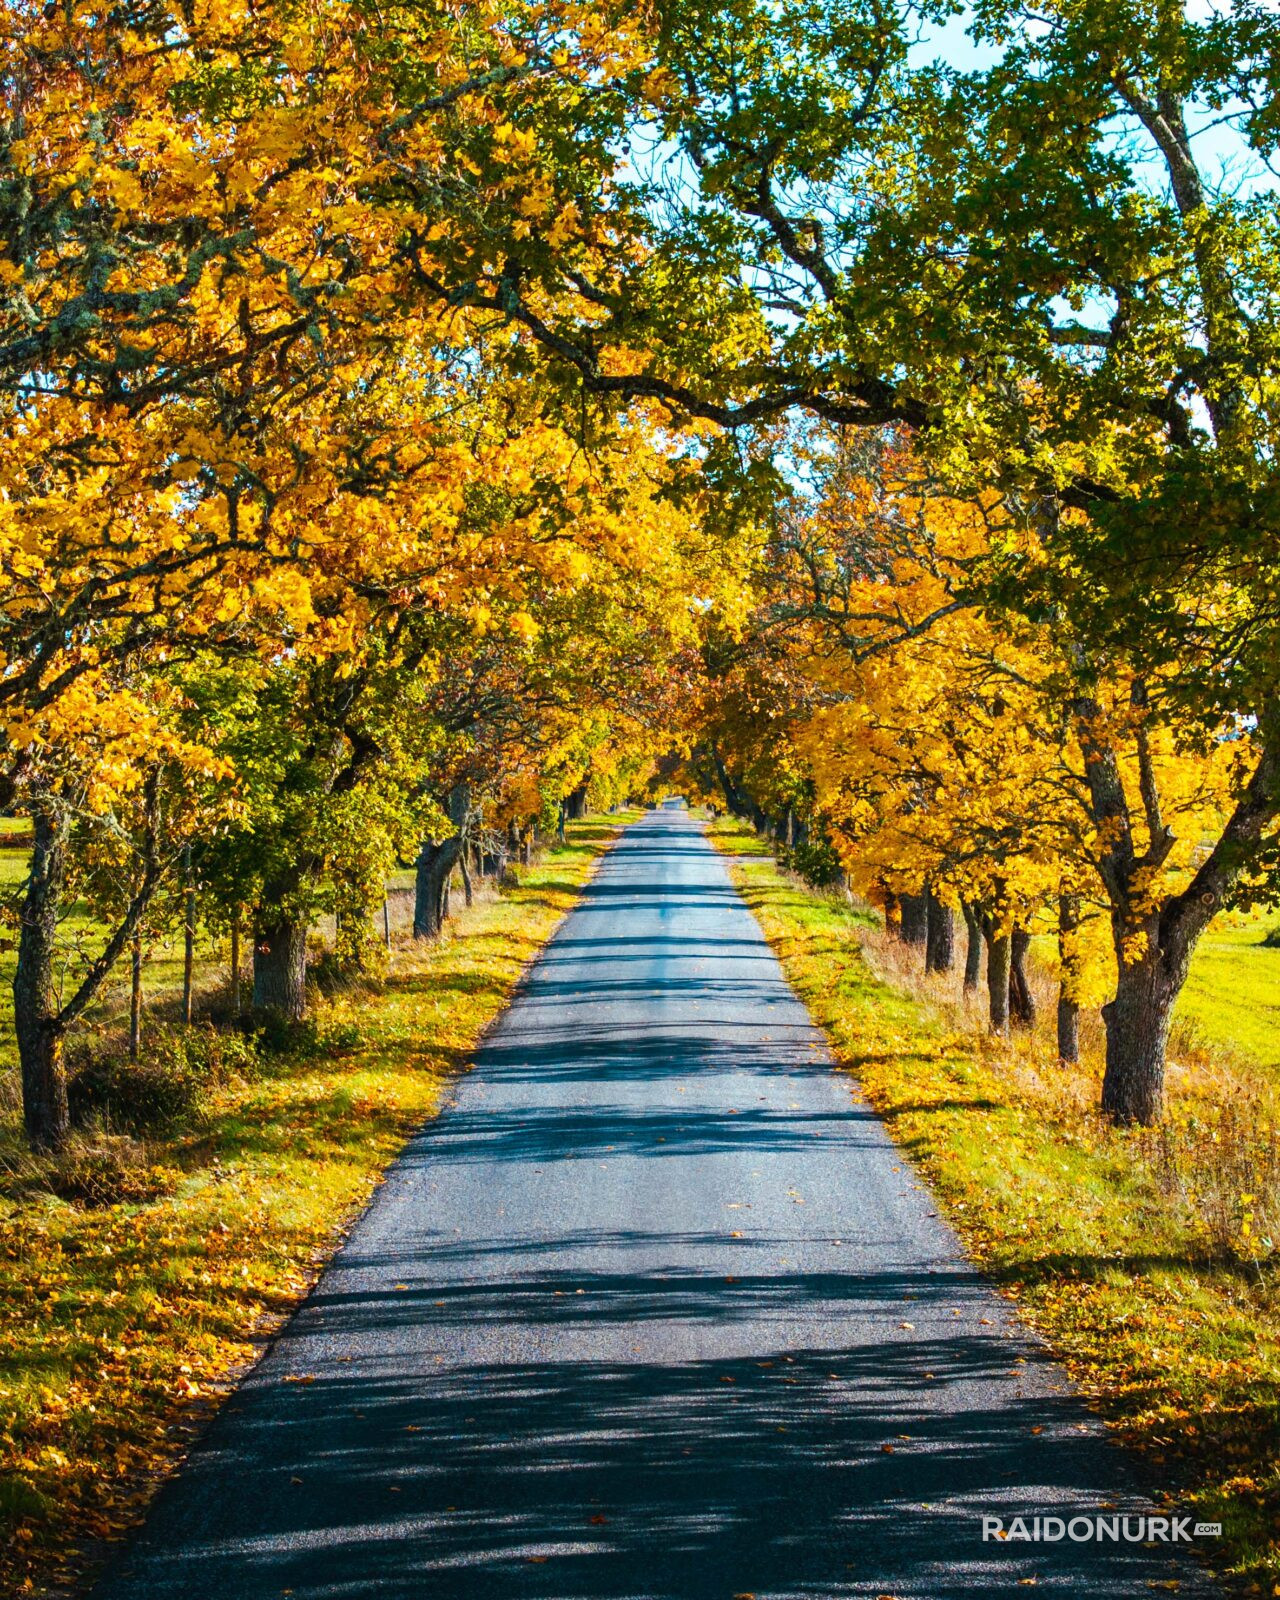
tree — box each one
[720,433,1249,1103]
[4,679,230,1148]
[465,0,1280,1119]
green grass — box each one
[0,819,633,1599]
[1176,911,1280,1071]
[709,816,1280,1592]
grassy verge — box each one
[709,815,1280,1594]
[0,818,628,1599]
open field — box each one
[709,815,1280,1592]
[0,820,630,1599]
[1176,914,1280,1073]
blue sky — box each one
[910,3,1275,202]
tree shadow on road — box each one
[94,1259,1206,1600]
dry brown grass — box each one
[832,891,1280,1272]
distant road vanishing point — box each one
[92,802,1213,1600]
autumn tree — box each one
[734,435,1258,1115]
[494,0,1280,1123]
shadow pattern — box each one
[92,807,1213,1600]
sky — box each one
[910,2,1275,202]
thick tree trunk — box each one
[253,916,308,1020]
[1101,961,1176,1124]
[986,929,1012,1036]
[14,805,71,1151]
[1009,927,1036,1027]
[1100,918,1189,1124]
[1057,894,1081,1064]
[961,902,984,993]
[565,782,588,821]
[413,837,462,939]
[899,892,928,947]
[414,784,469,939]
[925,893,955,973]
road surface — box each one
[94,804,1213,1599]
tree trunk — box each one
[460,849,473,908]
[1100,920,1188,1124]
[711,746,749,819]
[1071,708,1280,1120]
[986,928,1012,1036]
[565,782,588,821]
[1101,967,1175,1124]
[1058,992,1080,1065]
[557,802,567,843]
[253,916,309,1020]
[481,834,507,880]
[1057,894,1081,1064]
[1009,926,1036,1027]
[182,847,195,1025]
[13,805,71,1151]
[230,918,242,1016]
[883,887,900,939]
[414,784,469,938]
[784,806,795,849]
[925,893,955,973]
[899,892,928,947]
[961,902,983,993]
[413,838,462,939]
[522,827,533,868]
[15,788,167,1149]
[129,932,143,1060]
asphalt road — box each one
[93,803,1215,1599]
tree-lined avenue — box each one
[91,805,1209,1599]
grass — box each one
[0,818,631,1599]
[1176,912,1280,1073]
[709,815,1280,1595]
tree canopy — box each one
[4,0,1280,1143]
